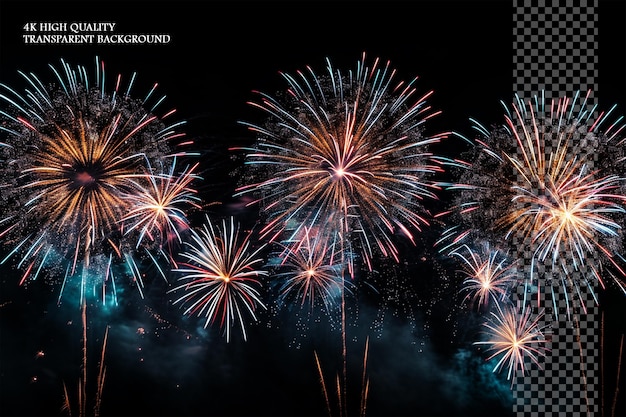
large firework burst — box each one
[442,91,626,311]
[232,52,449,273]
[0,57,199,303]
[168,215,267,342]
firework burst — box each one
[0,57,198,304]
[443,91,626,312]
[270,226,347,315]
[474,302,549,384]
[450,242,518,311]
[168,215,267,342]
[121,157,202,255]
[232,52,449,273]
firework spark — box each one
[474,302,549,383]
[0,57,198,304]
[121,157,202,254]
[443,91,626,313]
[450,242,518,311]
[168,215,267,342]
[232,52,449,273]
[271,226,347,315]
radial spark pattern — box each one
[0,57,198,304]
[169,216,267,342]
[443,91,626,309]
[233,53,449,272]
[450,243,518,311]
[271,226,346,315]
[474,302,549,383]
[121,158,202,253]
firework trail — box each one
[61,302,109,417]
[168,215,267,342]
[610,334,624,417]
[0,57,199,305]
[474,301,549,385]
[232,52,450,274]
[314,336,370,417]
[600,310,625,417]
[314,350,333,417]
[441,90,626,315]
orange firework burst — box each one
[272,226,348,314]
[122,157,202,253]
[233,52,449,273]
[443,91,626,313]
[450,243,518,311]
[0,57,198,304]
[474,302,549,383]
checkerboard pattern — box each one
[512,3,599,415]
[515,273,600,414]
[511,124,599,417]
[513,0,598,101]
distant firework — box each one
[0,57,199,304]
[169,215,267,342]
[232,52,451,275]
[442,91,626,313]
[270,226,347,315]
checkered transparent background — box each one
[512,1,598,416]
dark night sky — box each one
[0,1,624,416]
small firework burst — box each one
[271,226,347,315]
[474,302,549,383]
[121,157,202,254]
[168,215,267,342]
[450,242,518,311]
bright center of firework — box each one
[551,206,576,227]
[307,268,315,277]
[330,165,346,180]
[220,275,231,283]
[561,208,574,222]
